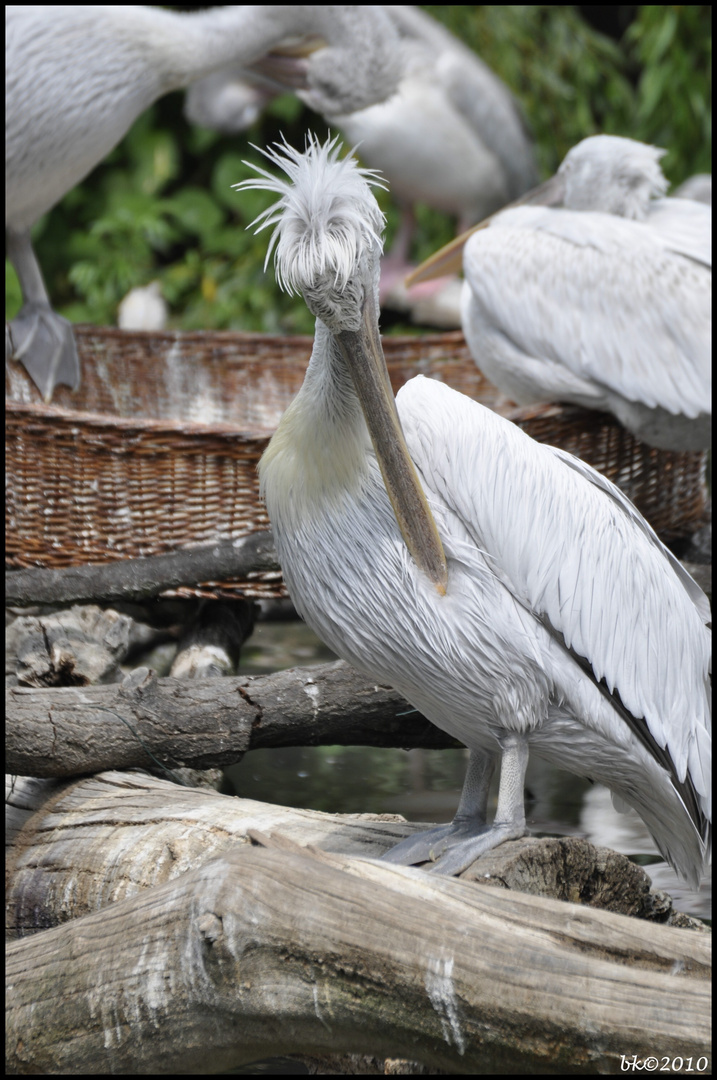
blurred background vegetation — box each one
[5,5,712,336]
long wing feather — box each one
[646,197,712,267]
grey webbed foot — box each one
[382,736,530,877]
[426,819,528,876]
[381,818,481,867]
[9,301,80,401]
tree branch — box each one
[5,531,280,607]
[6,660,458,777]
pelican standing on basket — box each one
[409,135,711,450]
[236,135,710,886]
[5,4,401,400]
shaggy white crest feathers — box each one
[234,134,387,296]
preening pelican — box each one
[338,6,537,217]
[409,135,711,450]
[5,5,400,400]
[183,5,537,294]
[336,5,538,295]
[236,135,710,886]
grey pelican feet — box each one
[381,747,501,870]
[427,732,529,875]
[426,818,528,876]
[383,735,530,876]
[381,817,494,868]
[9,302,80,401]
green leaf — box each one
[164,187,224,236]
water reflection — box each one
[228,618,711,922]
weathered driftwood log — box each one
[6,603,202,686]
[6,834,711,1075]
[169,600,255,680]
[7,605,134,687]
[6,660,457,778]
[5,531,279,608]
[5,771,700,937]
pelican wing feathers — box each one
[462,204,711,420]
[399,376,711,823]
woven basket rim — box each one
[6,326,471,436]
[4,398,274,439]
[64,324,467,346]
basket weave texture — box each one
[6,326,707,600]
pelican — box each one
[335,5,538,295]
[5,5,401,401]
[673,173,711,206]
[196,6,537,296]
[235,135,710,886]
[408,135,711,451]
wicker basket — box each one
[6,325,707,600]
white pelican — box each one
[409,135,711,451]
[236,135,711,886]
[673,173,712,206]
[335,5,538,295]
[196,7,538,295]
[5,5,401,401]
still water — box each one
[227,617,711,922]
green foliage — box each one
[6,6,711,331]
[625,6,711,178]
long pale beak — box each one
[406,174,567,286]
[247,35,326,91]
[336,292,448,595]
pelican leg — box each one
[428,732,529,876]
[6,227,80,401]
[381,748,497,866]
[378,204,417,305]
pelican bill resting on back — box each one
[5,4,401,400]
[236,136,710,886]
[409,135,711,451]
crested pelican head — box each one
[235,135,447,594]
[239,134,386,330]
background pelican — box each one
[673,173,712,205]
[5,5,401,400]
[236,135,710,886]
[409,134,711,450]
[192,5,537,299]
[335,4,539,301]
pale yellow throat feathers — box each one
[259,389,370,521]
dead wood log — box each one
[5,840,711,1075]
[8,605,134,687]
[5,531,279,608]
[5,771,701,937]
[6,660,457,778]
[5,770,407,934]
[6,603,198,686]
